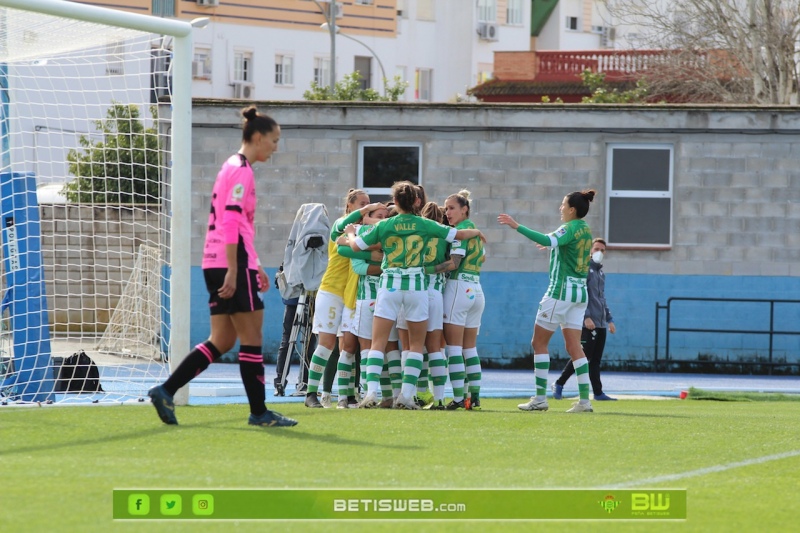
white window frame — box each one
[313,56,330,87]
[233,50,252,82]
[416,67,432,102]
[506,0,523,25]
[193,45,212,80]
[106,41,124,75]
[477,0,497,23]
[565,16,580,31]
[605,143,674,248]
[357,141,423,199]
[275,54,294,86]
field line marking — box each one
[611,449,800,488]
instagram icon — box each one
[192,494,214,516]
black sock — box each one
[163,341,221,396]
[239,345,266,416]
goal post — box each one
[0,0,192,404]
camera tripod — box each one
[280,290,316,396]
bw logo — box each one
[632,493,670,511]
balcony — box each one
[494,49,714,83]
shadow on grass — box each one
[0,424,188,457]
[588,411,691,419]
[0,415,422,456]
[208,421,423,450]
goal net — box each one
[0,0,192,404]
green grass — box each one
[3,399,799,532]
[688,387,800,402]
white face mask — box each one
[592,251,604,264]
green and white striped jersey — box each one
[449,219,485,283]
[355,224,381,300]
[424,232,450,292]
[356,213,456,291]
[545,219,592,303]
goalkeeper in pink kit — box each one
[148,106,297,428]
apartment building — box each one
[532,0,616,51]
[74,0,533,102]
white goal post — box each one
[0,0,192,405]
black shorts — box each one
[204,268,265,315]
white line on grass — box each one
[611,449,800,488]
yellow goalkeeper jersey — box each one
[343,267,359,310]
[318,239,350,298]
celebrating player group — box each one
[148,108,598,429]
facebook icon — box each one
[128,494,150,515]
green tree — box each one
[63,102,161,204]
[303,71,409,101]
[580,69,651,103]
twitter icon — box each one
[160,494,182,516]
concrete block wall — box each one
[191,102,800,276]
[38,204,164,333]
[189,102,800,365]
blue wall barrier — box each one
[187,266,800,367]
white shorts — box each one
[374,287,429,323]
[443,280,485,329]
[312,290,344,335]
[535,295,587,331]
[354,299,376,339]
[427,288,444,332]
[340,305,356,335]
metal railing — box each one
[654,297,800,374]
[533,49,712,82]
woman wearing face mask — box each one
[551,238,616,401]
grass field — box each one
[3,398,799,532]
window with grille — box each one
[606,144,674,247]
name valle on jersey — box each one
[394,222,416,231]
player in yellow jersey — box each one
[305,189,382,408]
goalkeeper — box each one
[147,106,297,428]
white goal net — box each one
[0,0,192,405]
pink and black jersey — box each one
[202,153,260,271]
